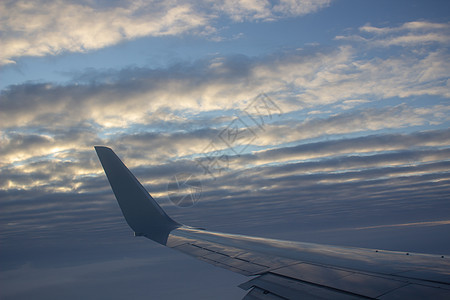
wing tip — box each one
[94,145,111,151]
[94,145,180,245]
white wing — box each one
[95,146,450,299]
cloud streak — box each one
[358,21,450,47]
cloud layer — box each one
[1,21,449,206]
[1,17,450,299]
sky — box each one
[1,0,450,299]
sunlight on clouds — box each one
[0,0,333,65]
[0,0,209,65]
[2,32,449,131]
[335,99,370,110]
[0,133,95,165]
[47,186,73,193]
[49,147,63,154]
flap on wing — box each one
[240,263,450,300]
[240,270,450,300]
[271,263,407,298]
[240,273,364,299]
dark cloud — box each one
[4,130,449,247]
[0,54,259,128]
[2,132,450,299]
[234,129,450,165]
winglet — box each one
[95,146,180,245]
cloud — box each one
[1,19,449,242]
[2,36,449,133]
[1,99,448,191]
[257,104,450,145]
[2,127,449,203]
[215,0,331,22]
[232,129,450,167]
[0,0,333,65]
[1,20,449,207]
[337,21,450,48]
[0,126,100,165]
[0,0,208,65]
[1,35,449,193]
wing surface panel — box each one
[167,227,450,283]
[167,227,450,299]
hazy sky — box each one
[1,0,450,299]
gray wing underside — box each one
[95,146,450,299]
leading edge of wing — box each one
[94,146,180,245]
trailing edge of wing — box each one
[95,146,180,244]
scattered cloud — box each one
[337,21,450,48]
[215,0,331,22]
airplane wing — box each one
[95,146,450,299]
